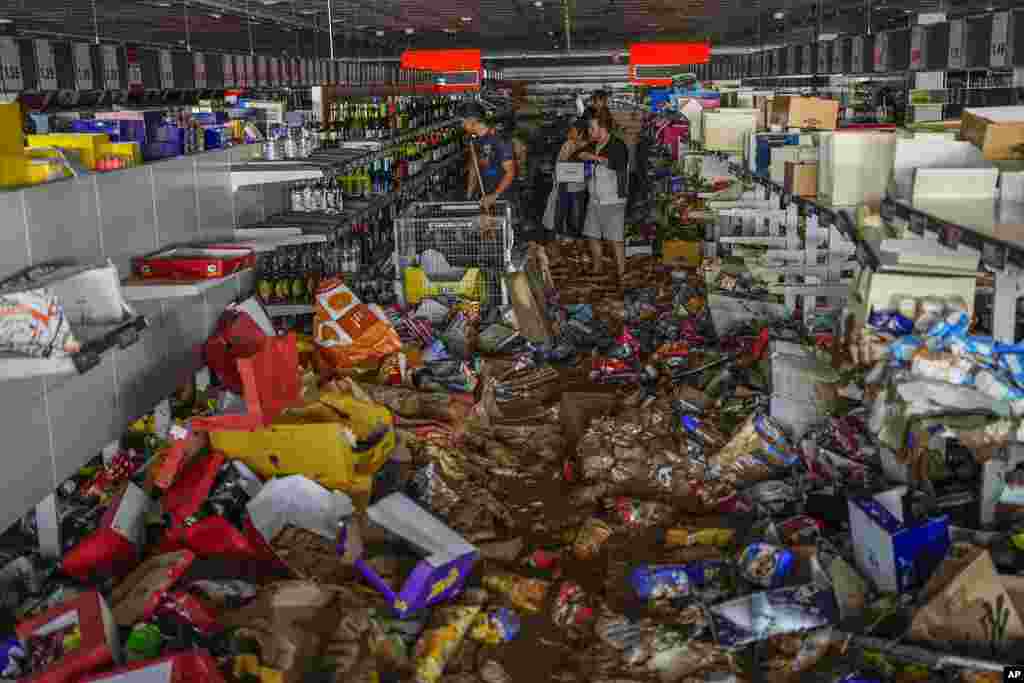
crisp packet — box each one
[661,527,735,548]
[711,584,836,648]
[611,498,676,529]
[738,543,794,588]
[551,581,595,630]
[889,335,923,362]
[0,289,80,358]
[752,415,800,467]
[469,607,521,645]
[910,350,975,386]
[412,604,481,683]
[927,309,970,340]
[482,573,550,613]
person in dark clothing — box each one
[460,103,516,212]
[583,90,610,122]
[552,118,591,238]
[577,111,629,280]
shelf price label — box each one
[100,44,121,89]
[33,39,57,90]
[193,52,207,89]
[159,49,174,89]
[940,223,962,250]
[73,43,94,90]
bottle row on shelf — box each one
[260,152,465,312]
[288,127,464,213]
[322,96,462,143]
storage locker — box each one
[966,15,993,68]
[788,44,802,74]
[818,41,833,74]
[774,47,788,75]
[206,53,224,89]
[990,10,1015,68]
[802,42,818,73]
[875,28,910,72]
[910,23,950,71]
[833,36,852,73]
[173,52,194,89]
[948,19,965,68]
[851,34,875,73]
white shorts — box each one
[583,203,626,242]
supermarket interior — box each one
[4,0,1024,681]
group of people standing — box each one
[460,90,630,281]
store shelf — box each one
[0,315,149,380]
[229,232,329,252]
[881,197,1024,271]
[230,161,325,191]
[120,268,254,302]
[265,304,316,317]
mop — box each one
[467,137,501,240]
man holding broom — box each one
[461,103,517,216]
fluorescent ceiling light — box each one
[443,28,456,33]
[772,10,785,19]
[534,1,543,7]
[208,12,222,18]
[461,16,472,22]
[404,27,414,34]
[0,18,14,23]
[376,30,385,36]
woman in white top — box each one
[552,118,591,239]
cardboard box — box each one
[17,591,120,683]
[662,240,703,268]
[817,131,897,206]
[79,651,226,683]
[353,492,478,617]
[960,107,1024,161]
[784,161,818,198]
[770,146,817,185]
[849,487,950,593]
[701,108,759,153]
[771,96,840,130]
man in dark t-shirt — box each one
[460,103,516,211]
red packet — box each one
[152,428,209,492]
[153,591,222,637]
[79,650,226,683]
[160,452,226,526]
[61,483,151,582]
[17,591,119,683]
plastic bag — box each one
[314,278,402,370]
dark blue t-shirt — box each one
[474,133,514,194]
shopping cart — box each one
[392,201,514,310]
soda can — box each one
[573,518,613,560]
[738,542,794,588]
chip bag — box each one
[314,278,402,370]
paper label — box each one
[109,483,149,546]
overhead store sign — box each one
[401,49,482,91]
[628,42,711,85]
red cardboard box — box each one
[133,246,255,281]
[16,591,119,683]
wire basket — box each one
[393,202,514,310]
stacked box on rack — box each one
[701,109,759,153]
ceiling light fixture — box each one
[155,1,171,6]
[772,10,785,19]
[376,30,385,36]
[0,19,12,23]
[208,12,222,18]
[534,1,543,6]
[404,27,415,34]
[443,28,456,33]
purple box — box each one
[342,492,478,617]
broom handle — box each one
[467,138,495,217]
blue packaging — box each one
[738,543,794,588]
[867,309,914,336]
[888,335,923,362]
[926,310,970,340]
[0,637,24,678]
[630,565,691,601]
[753,133,800,177]
[753,415,800,467]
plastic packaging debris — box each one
[470,607,521,644]
[412,604,481,683]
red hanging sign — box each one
[400,48,481,72]
[629,41,711,85]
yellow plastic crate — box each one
[403,266,485,306]
[27,133,110,169]
[0,102,24,158]
[209,392,396,501]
